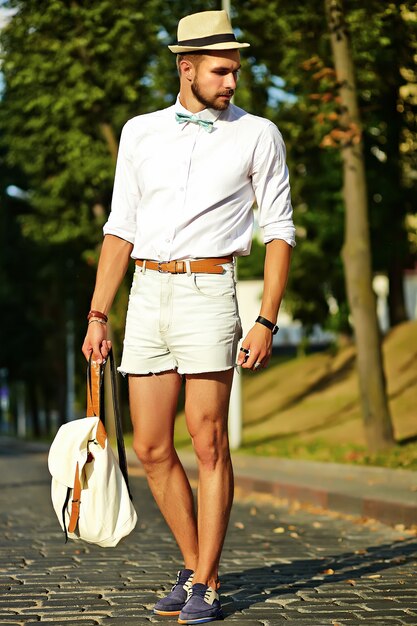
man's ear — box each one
[179,58,194,82]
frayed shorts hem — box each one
[118,365,236,377]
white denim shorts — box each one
[119,263,242,375]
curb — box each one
[139,451,417,529]
[228,473,417,528]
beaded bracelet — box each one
[88,318,107,325]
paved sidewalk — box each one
[1,438,417,625]
[177,452,417,528]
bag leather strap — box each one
[86,349,131,494]
[68,462,81,533]
[86,357,104,418]
[68,350,132,536]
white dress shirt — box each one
[103,97,295,260]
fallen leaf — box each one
[288,524,297,531]
[312,522,322,528]
[290,532,299,539]
[250,507,257,516]
[365,574,381,579]
[323,568,335,575]
[234,522,245,530]
[273,527,285,534]
[346,579,356,586]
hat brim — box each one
[168,41,250,53]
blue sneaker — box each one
[178,583,223,624]
[153,569,194,616]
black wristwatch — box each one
[256,316,279,335]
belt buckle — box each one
[157,262,169,273]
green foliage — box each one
[0,0,162,245]
[237,238,265,280]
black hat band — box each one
[177,33,237,47]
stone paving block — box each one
[2,446,417,626]
[227,616,288,626]
[287,607,361,616]
[0,600,38,608]
[99,617,160,626]
[24,622,100,625]
[353,610,412,620]
[333,622,403,626]
[40,599,108,608]
[0,618,40,623]
[284,623,339,626]
[282,615,355,623]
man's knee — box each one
[133,440,175,468]
[191,419,230,470]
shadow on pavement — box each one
[220,537,417,616]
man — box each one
[82,10,295,625]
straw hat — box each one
[168,10,250,54]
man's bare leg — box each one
[129,371,198,570]
[184,369,234,589]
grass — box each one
[174,320,417,470]
[240,436,417,471]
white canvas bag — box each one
[48,352,137,547]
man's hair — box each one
[176,52,205,77]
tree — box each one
[0,0,165,427]
[236,0,417,333]
[324,0,394,450]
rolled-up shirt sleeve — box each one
[251,123,296,247]
[103,121,139,244]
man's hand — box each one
[82,323,112,365]
[236,324,272,371]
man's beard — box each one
[191,77,233,111]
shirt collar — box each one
[175,96,222,128]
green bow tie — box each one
[175,112,214,133]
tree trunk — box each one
[324,0,395,451]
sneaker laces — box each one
[171,569,193,591]
[191,583,212,602]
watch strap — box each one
[256,315,279,335]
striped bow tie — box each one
[175,112,214,133]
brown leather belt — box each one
[135,256,233,275]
